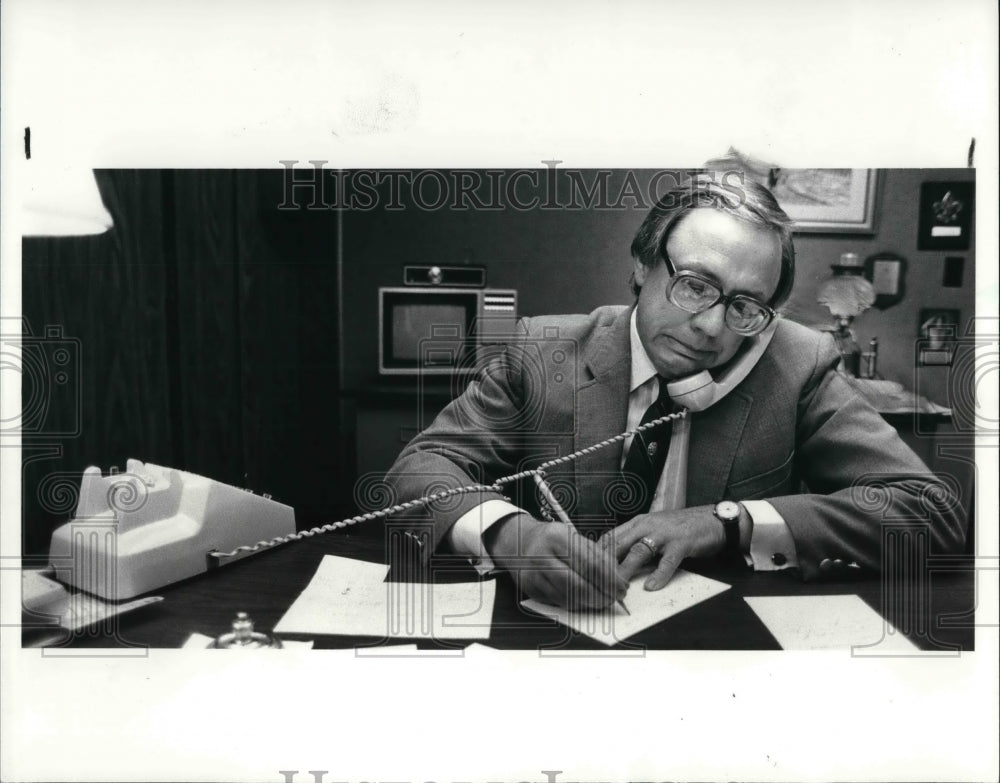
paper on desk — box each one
[61,593,163,632]
[275,554,496,640]
[744,594,919,651]
[293,553,392,587]
[183,633,314,650]
[521,569,730,646]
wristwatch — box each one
[713,500,742,554]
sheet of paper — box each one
[275,554,496,640]
[521,569,730,646]
[744,594,919,651]
[294,553,392,590]
[22,568,163,632]
[355,643,490,657]
[353,643,423,657]
[62,594,164,632]
[183,633,313,650]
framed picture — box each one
[864,251,907,310]
[918,181,973,250]
[917,308,960,366]
[769,168,879,233]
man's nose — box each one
[689,302,727,337]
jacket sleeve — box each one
[766,333,967,580]
[383,321,535,554]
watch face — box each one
[716,500,740,521]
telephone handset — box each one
[665,320,777,412]
[48,323,776,600]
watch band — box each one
[723,516,740,552]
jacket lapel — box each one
[574,309,632,518]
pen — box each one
[532,473,630,615]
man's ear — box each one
[632,257,650,288]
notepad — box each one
[274,554,495,640]
[521,569,730,646]
[744,594,919,651]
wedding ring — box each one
[637,536,659,555]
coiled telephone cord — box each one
[209,408,687,560]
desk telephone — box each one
[47,324,775,601]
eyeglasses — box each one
[661,251,777,336]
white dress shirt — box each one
[446,310,798,573]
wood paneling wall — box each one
[20,170,344,556]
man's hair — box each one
[629,177,796,307]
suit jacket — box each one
[386,306,966,580]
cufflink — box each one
[771,553,787,566]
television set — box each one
[378,287,517,375]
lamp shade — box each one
[817,253,876,319]
[22,165,113,237]
[817,275,876,318]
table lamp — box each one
[816,252,876,376]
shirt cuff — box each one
[445,499,524,575]
[743,500,798,571]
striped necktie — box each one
[616,376,674,523]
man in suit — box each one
[385,179,966,610]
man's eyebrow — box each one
[680,259,770,302]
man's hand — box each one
[484,513,628,610]
[603,505,727,590]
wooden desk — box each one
[26,527,977,652]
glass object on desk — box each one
[860,337,879,379]
[209,611,283,648]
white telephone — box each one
[48,459,295,600]
[666,321,777,411]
